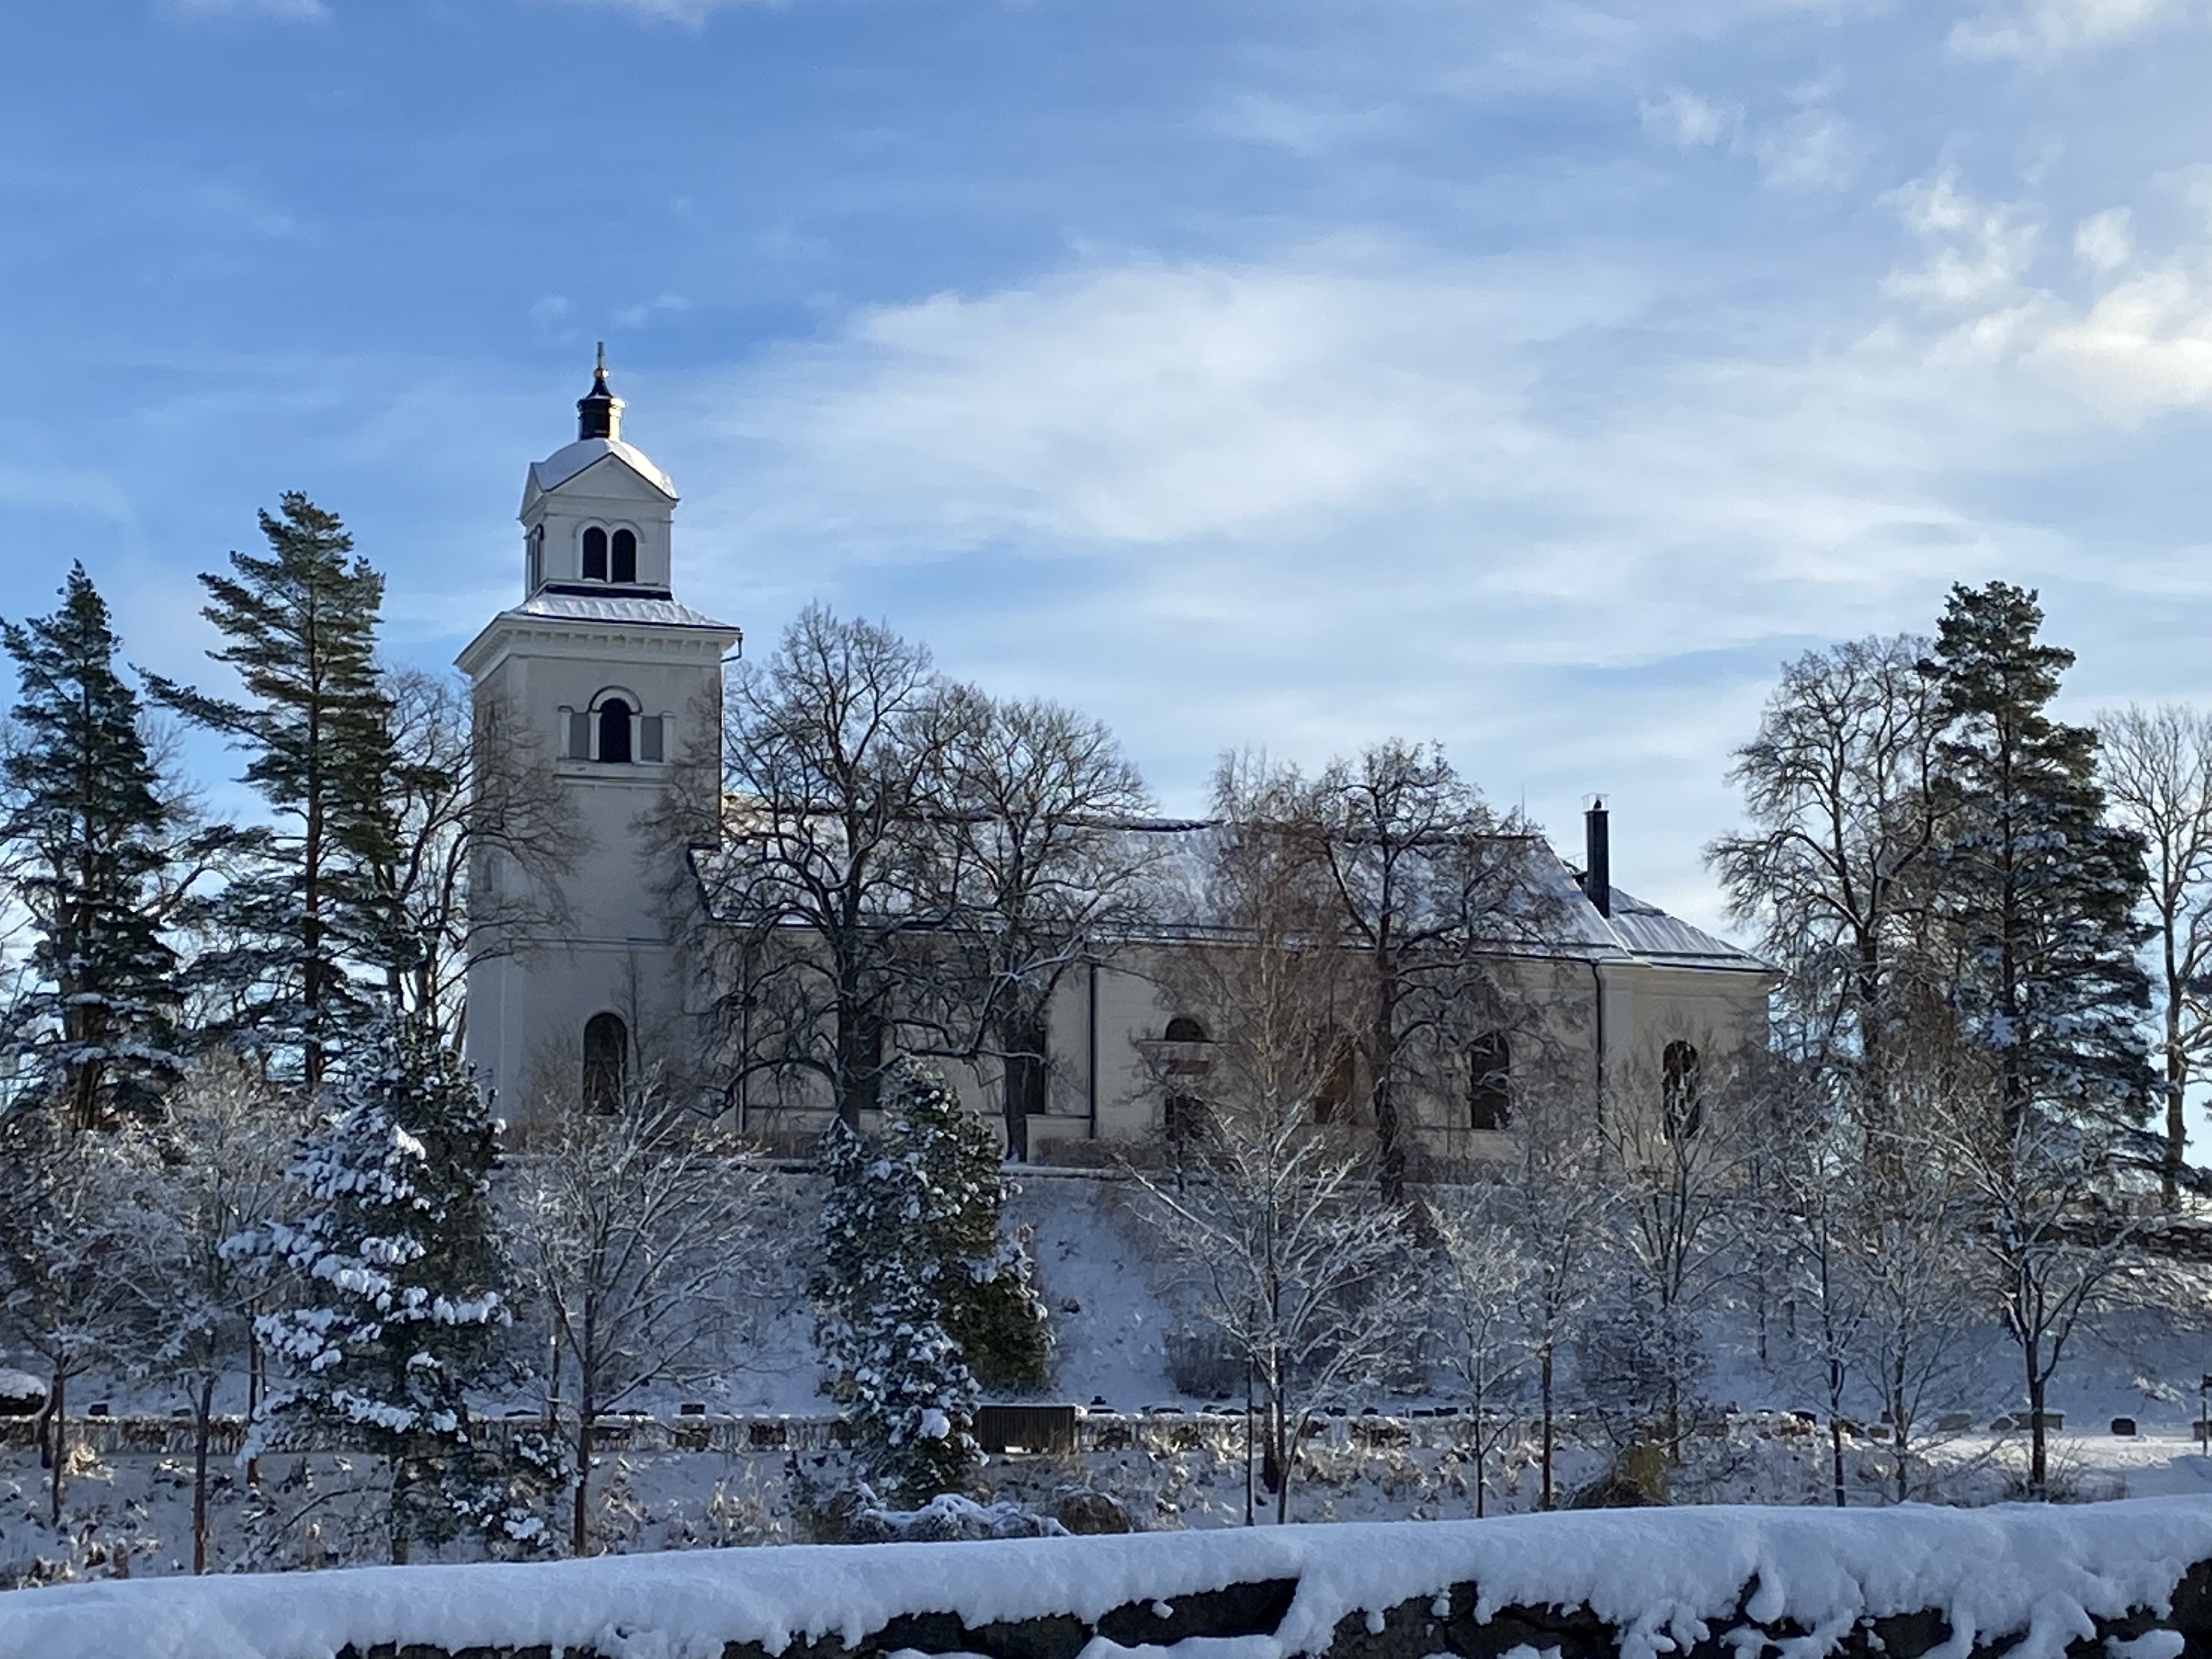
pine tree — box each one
[1929,582,2152,1135]
[814,1059,1048,1502]
[253,1017,532,1560]
[145,494,408,1089]
[1,563,183,1128]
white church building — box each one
[459,363,1776,1162]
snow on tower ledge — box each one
[7,1498,2212,1659]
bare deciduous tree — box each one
[1132,777,1413,1523]
[510,1068,771,1555]
[933,690,1163,1158]
[1222,742,1564,1199]
[706,606,956,1126]
[1709,635,1946,1116]
[2097,702,2212,1206]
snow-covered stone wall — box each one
[7,1497,2212,1659]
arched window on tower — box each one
[528,525,543,591]
[611,528,637,584]
[1468,1032,1511,1131]
[582,526,608,582]
[1164,1016,1208,1043]
[1662,1040,1703,1139]
[583,1012,627,1114]
[597,697,633,764]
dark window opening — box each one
[1312,1032,1355,1125]
[597,698,633,763]
[611,528,637,584]
[1662,1040,1703,1139]
[1165,1093,1210,1148]
[582,526,608,582]
[582,1012,627,1114]
[1469,1032,1511,1131]
[1164,1016,1208,1043]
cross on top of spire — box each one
[577,341,623,442]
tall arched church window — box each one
[582,1012,627,1114]
[528,526,543,591]
[1662,1040,1702,1139]
[582,526,609,582]
[1468,1032,1511,1131]
[597,697,633,764]
[611,528,637,584]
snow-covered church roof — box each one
[527,435,676,500]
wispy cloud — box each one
[1639,89,1739,149]
[1951,0,2194,59]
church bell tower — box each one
[456,352,741,1119]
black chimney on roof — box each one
[1584,798,1611,918]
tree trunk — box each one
[192,1373,216,1573]
[46,1370,65,1528]
[2026,1362,2048,1500]
[1539,1345,1555,1510]
[572,1383,597,1556]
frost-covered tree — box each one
[1135,817,1415,1522]
[0,1108,155,1526]
[146,495,408,1090]
[511,1069,769,1555]
[131,1058,297,1571]
[814,1059,1049,1502]
[0,563,188,1128]
[252,1018,531,1560]
[1429,1198,1530,1517]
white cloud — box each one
[1753,108,1861,191]
[1951,0,2192,59]
[2074,207,2135,272]
[1639,89,1737,148]
[1882,171,2042,310]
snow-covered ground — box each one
[10,1493,2212,1659]
[12,1170,2212,1588]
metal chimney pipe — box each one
[1584,798,1611,918]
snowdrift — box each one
[7,1497,2212,1659]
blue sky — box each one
[7,0,2212,929]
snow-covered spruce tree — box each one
[0,562,185,1129]
[884,1057,1050,1392]
[814,1059,1048,1501]
[254,1018,543,1561]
